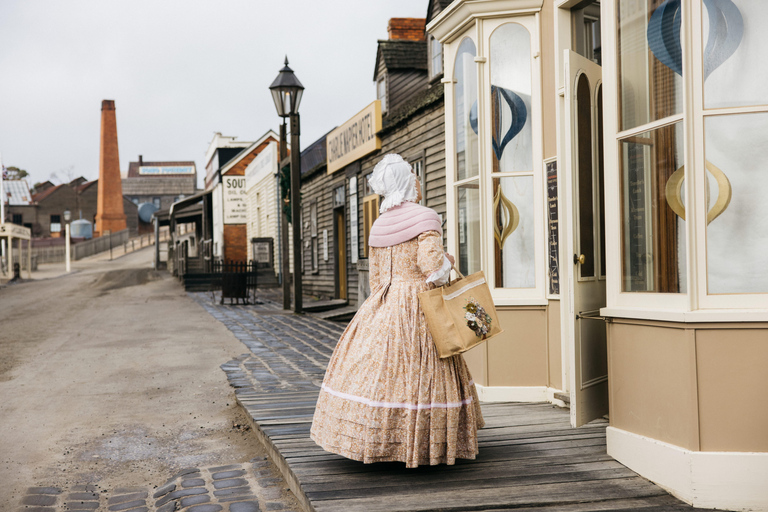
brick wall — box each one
[388,18,426,41]
[223,224,247,262]
[221,139,273,262]
[95,100,127,236]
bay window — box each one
[605,0,768,312]
[447,15,543,303]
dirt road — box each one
[0,248,268,505]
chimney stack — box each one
[95,99,127,237]
[387,18,426,41]
[139,155,143,166]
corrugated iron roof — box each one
[3,179,33,205]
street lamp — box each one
[63,209,71,273]
[270,56,304,314]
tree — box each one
[4,166,28,180]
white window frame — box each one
[442,14,546,306]
[601,0,768,320]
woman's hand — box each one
[445,253,455,266]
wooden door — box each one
[334,208,347,300]
[564,50,608,427]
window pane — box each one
[431,37,443,76]
[705,113,768,293]
[457,182,481,276]
[489,23,532,174]
[493,176,535,288]
[454,37,479,181]
[617,0,683,131]
[577,73,595,278]
[619,122,686,292]
[703,1,763,109]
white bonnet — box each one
[367,154,419,213]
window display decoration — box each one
[647,0,742,225]
[647,0,743,80]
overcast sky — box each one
[0,1,427,189]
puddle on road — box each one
[91,269,163,293]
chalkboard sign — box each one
[547,160,560,295]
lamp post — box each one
[270,56,304,314]
[63,209,71,273]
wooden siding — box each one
[389,69,429,113]
[360,96,447,246]
[299,91,445,305]
[246,171,285,275]
[300,170,359,304]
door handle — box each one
[573,253,586,265]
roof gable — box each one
[374,39,428,81]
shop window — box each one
[704,112,768,294]
[457,184,481,276]
[454,37,479,181]
[617,0,683,132]
[430,35,443,78]
[50,214,61,233]
[377,78,387,112]
[619,122,686,293]
[703,2,763,109]
[489,22,535,288]
[362,194,379,257]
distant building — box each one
[122,155,197,212]
[2,179,35,231]
[5,177,138,238]
[206,131,278,262]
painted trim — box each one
[607,426,768,511]
[601,307,768,324]
[475,384,567,408]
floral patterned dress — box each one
[310,230,484,468]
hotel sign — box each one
[327,100,382,174]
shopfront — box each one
[429,0,767,508]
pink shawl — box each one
[368,201,442,248]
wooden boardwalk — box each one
[234,389,706,512]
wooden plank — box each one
[300,460,630,493]
[305,467,642,501]
[310,477,668,512]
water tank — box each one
[71,219,93,239]
[138,202,159,223]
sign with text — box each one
[326,101,382,174]
[246,141,277,191]
[223,176,247,224]
[546,160,559,296]
[139,166,195,175]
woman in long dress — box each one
[310,154,484,468]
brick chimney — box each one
[95,100,127,237]
[387,18,426,41]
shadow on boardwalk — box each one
[191,292,714,512]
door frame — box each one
[555,0,609,427]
